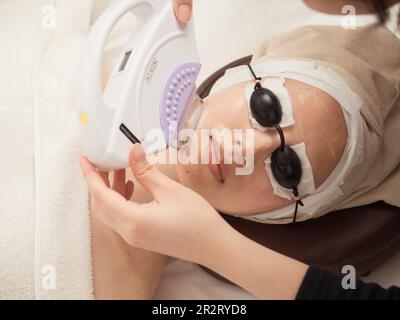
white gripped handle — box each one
[80,0,165,116]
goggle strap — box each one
[275,125,286,149]
[247,64,262,82]
[292,187,304,224]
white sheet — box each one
[0,0,96,300]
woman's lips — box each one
[208,136,225,183]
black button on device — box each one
[120,123,141,144]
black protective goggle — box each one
[197,56,304,223]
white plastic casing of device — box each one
[77,0,201,171]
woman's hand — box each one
[80,144,228,265]
[172,0,193,23]
[80,146,309,300]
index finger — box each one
[79,156,143,226]
[79,156,109,195]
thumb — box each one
[129,144,179,201]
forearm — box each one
[90,161,171,300]
[91,213,167,300]
[199,221,308,300]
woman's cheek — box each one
[175,163,206,192]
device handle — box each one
[79,0,166,116]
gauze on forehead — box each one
[265,143,316,200]
[245,77,295,131]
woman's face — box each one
[175,78,347,216]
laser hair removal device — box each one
[77,0,201,171]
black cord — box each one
[247,64,262,82]
[274,125,286,150]
[292,187,304,224]
[293,201,300,224]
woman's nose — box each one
[252,130,279,157]
[231,129,279,168]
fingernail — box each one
[131,145,146,163]
[178,4,191,22]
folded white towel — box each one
[0,0,97,299]
[0,0,147,299]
